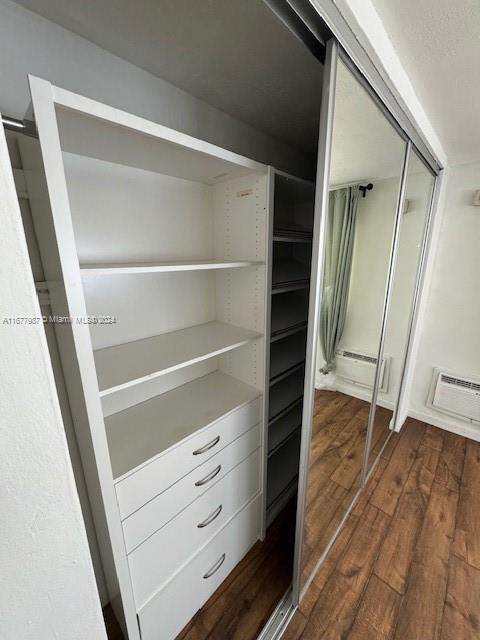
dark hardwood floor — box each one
[104,393,479,640]
[104,499,296,640]
[284,417,480,640]
[176,499,295,640]
[301,390,392,585]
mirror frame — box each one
[292,39,441,604]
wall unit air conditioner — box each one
[428,368,480,423]
[335,348,390,392]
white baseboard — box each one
[407,408,480,442]
[335,381,394,411]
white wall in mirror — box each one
[329,60,406,185]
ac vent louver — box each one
[429,369,480,423]
[440,374,480,392]
[335,348,389,392]
[341,350,377,365]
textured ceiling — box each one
[12,0,323,156]
[330,59,407,185]
[372,0,480,164]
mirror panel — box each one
[367,150,436,470]
[300,56,408,592]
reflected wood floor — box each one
[301,390,392,584]
[284,416,480,640]
[104,500,296,640]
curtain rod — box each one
[2,115,37,137]
[330,181,374,197]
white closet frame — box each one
[25,75,271,639]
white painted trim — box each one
[28,75,141,640]
[395,167,449,427]
[319,0,447,168]
[292,39,338,605]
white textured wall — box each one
[0,129,105,638]
[409,161,480,439]
[0,0,309,176]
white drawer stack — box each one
[114,395,263,640]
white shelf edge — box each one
[80,259,264,276]
[98,328,263,398]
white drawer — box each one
[123,424,260,553]
[137,495,261,640]
[115,397,261,519]
[128,449,261,607]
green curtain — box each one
[319,185,360,374]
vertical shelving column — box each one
[266,170,315,525]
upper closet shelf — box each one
[94,321,262,397]
[80,259,263,276]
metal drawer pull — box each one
[197,505,223,529]
[195,465,222,487]
[193,436,220,456]
[203,553,226,579]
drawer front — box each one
[138,495,261,640]
[128,449,261,607]
[116,397,261,519]
[123,424,260,553]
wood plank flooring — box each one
[176,500,295,640]
[285,417,480,640]
[301,390,391,586]
[103,391,480,640]
[104,500,296,640]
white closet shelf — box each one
[80,259,264,275]
[94,321,262,397]
[105,370,260,479]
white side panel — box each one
[24,77,140,639]
[214,174,268,390]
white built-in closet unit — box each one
[21,76,272,640]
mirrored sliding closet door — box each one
[366,149,436,473]
[298,49,410,592]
